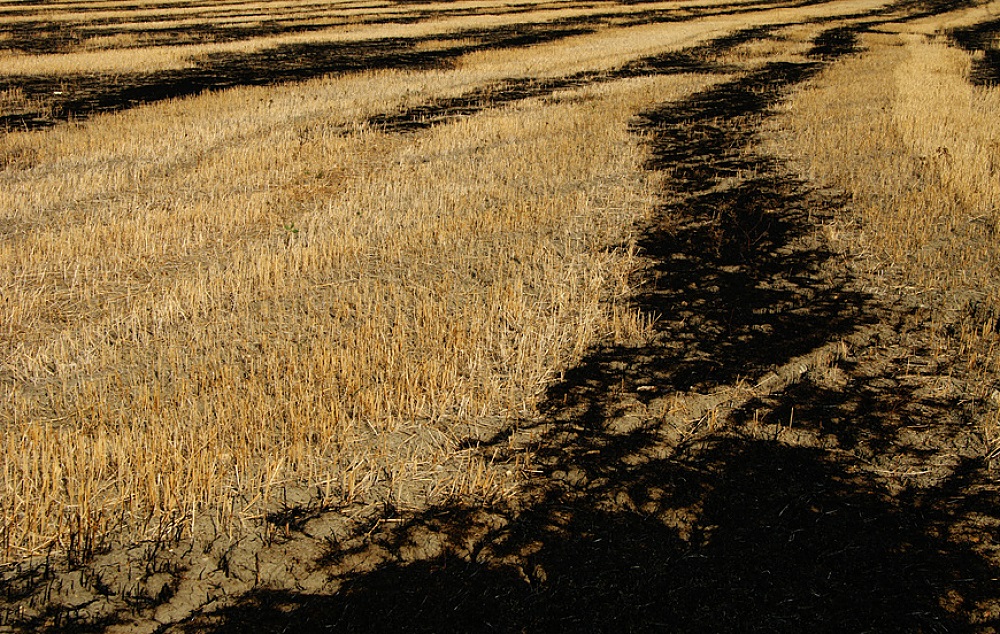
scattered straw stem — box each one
[772,28,1000,430]
[0,70,718,563]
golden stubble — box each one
[0,51,719,561]
[0,0,888,76]
[772,29,1000,441]
[0,0,910,568]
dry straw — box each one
[772,27,1000,440]
[0,21,728,562]
[0,0,923,566]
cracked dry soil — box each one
[4,13,1000,634]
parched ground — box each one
[4,0,1000,632]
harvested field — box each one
[3,0,1000,630]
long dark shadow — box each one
[950,19,1000,86]
[1,0,851,131]
[166,21,1000,634]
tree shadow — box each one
[181,437,999,632]
[7,15,999,632]
[367,25,777,133]
[549,60,861,416]
[0,0,860,131]
[950,19,1000,86]
[171,26,1000,634]
[0,23,595,131]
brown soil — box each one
[3,3,1000,632]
